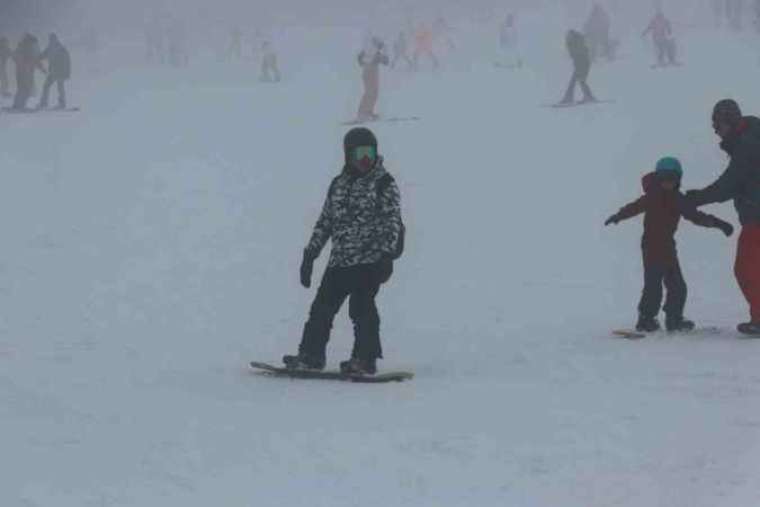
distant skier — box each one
[356,37,389,122]
[0,36,11,98]
[259,41,281,82]
[433,16,455,51]
[391,31,413,70]
[228,27,243,61]
[558,30,596,105]
[642,8,678,67]
[167,19,189,68]
[685,100,760,335]
[11,34,44,110]
[37,33,71,110]
[413,23,439,71]
[605,157,734,332]
[726,0,744,31]
[145,17,166,64]
[496,13,522,69]
[584,2,613,61]
[284,127,404,375]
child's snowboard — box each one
[545,99,615,109]
[249,361,414,383]
[612,326,722,340]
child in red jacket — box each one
[605,157,734,332]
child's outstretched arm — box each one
[680,199,734,237]
[605,196,646,226]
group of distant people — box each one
[0,32,70,111]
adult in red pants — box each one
[687,99,760,335]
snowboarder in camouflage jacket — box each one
[284,127,403,375]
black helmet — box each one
[343,127,377,163]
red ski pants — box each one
[735,224,760,322]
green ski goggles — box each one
[352,145,377,162]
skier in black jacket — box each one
[558,30,596,105]
[38,33,70,110]
[283,128,403,375]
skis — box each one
[612,326,723,340]
[249,361,414,383]
[342,116,420,126]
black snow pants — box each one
[561,61,595,103]
[40,74,66,108]
[638,257,687,320]
[299,261,392,362]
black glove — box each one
[376,255,394,285]
[715,220,734,237]
[604,214,619,226]
[684,190,700,203]
[300,251,316,288]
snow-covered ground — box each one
[3,11,760,507]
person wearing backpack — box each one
[283,127,404,375]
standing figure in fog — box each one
[356,37,389,122]
[642,7,678,67]
[584,2,613,61]
[12,34,43,110]
[259,41,281,82]
[391,31,413,70]
[413,23,439,71]
[496,13,522,69]
[37,33,71,110]
[0,36,12,98]
[558,30,596,105]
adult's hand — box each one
[604,214,619,226]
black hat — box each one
[712,99,742,126]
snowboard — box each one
[249,361,414,383]
[341,116,420,126]
[545,99,615,109]
[2,106,80,113]
[612,326,722,340]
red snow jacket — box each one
[612,172,728,265]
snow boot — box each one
[339,357,377,376]
[737,322,760,336]
[665,316,696,333]
[636,315,661,333]
[282,353,325,371]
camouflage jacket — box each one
[306,159,402,268]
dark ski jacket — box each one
[611,172,728,264]
[306,158,402,268]
[689,116,760,226]
[40,41,71,80]
[566,30,591,70]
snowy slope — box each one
[3,12,760,507]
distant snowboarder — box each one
[433,16,455,51]
[356,37,389,122]
[11,34,44,110]
[0,36,11,98]
[642,8,678,67]
[283,127,404,375]
[726,0,744,31]
[584,2,613,61]
[496,13,522,69]
[259,41,281,82]
[391,31,413,70]
[605,157,734,332]
[228,27,243,61]
[37,33,71,110]
[558,30,596,105]
[167,19,189,68]
[145,16,166,64]
[686,100,760,335]
[413,23,439,71]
